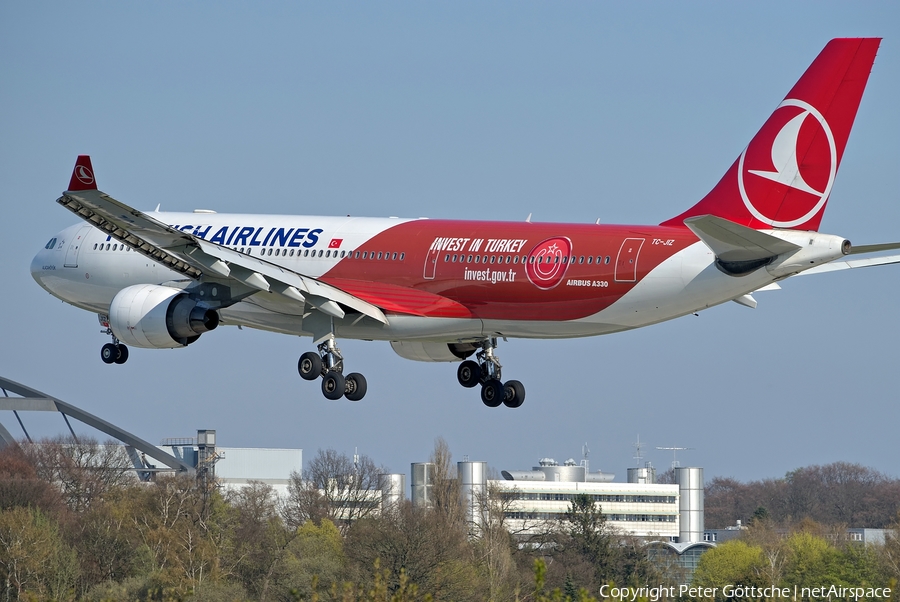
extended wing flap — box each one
[193,240,388,323]
[685,215,801,261]
[58,190,204,278]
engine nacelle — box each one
[109,284,219,349]
[390,341,478,363]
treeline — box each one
[704,462,900,529]
[0,437,653,601]
[2,437,900,601]
[692,520,900,601]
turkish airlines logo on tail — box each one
[738,99,836,228]
[75,165,94,185]
[525,237,572,290]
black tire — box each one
[457,360,481,388]
[298,352,323,381]
[502,380,526,408]
[481,379,504,407]
[345,373,368,401]
[101,343,118,364]
[322,372,346,400]
[114,344,129,365]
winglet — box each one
[67,155,98,191]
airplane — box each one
[31,38,900,409]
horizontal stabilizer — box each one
[848,241,900,255]
[685,215,801,262]
[796,254,900,276]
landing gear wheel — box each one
[481,379,504,408]
[322,372,346,400]
[457,360,481,388]
[298,352,323,381]
[114,344,129,365]
[345,373,368,401]
[101,343,118,365]
[502,380,525,408]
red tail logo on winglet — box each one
[663,38,880,231]
[67,155,97,191]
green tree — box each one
[780,531,841,590]
[542,492,658,593]
[692,540,765,598]
[279,518,345,599]
[0,506,78,600]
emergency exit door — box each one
[614,238,644,282]
[64,226,91,268]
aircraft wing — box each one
[57,187,388,324]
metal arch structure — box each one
[0,375,193,474]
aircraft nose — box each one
[31,248,48,288]
[31,235,61,292]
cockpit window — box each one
[44,238,57,250]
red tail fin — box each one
[662,38,880,231]
[67,155,97,191]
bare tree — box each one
[471,482,524,601]
[283,448,383,532]
[429,437,464,528]
[346,501,480,601]
[0,443,64,516]
[23,435,135,512]
[227,481,295,602]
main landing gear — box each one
[99,316,129,365]
[457,338,525,409]
[298,336,367,401]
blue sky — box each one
[2,2,899,483]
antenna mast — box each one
[656,446,694,471]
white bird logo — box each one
[738,98,837,228]
[748,110,821,196]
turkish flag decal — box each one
[329,238,343,249]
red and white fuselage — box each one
[33,212,847,343]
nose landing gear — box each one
[99,315,129,365]
[297,336,367,401]
[456,338,525,408]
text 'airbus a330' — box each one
[32,38,900,408]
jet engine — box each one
[390,341,478,362]
[109,284,219,349]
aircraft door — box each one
[614,237,645,282]
[64,226,92,268]
[423,246,440,280]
